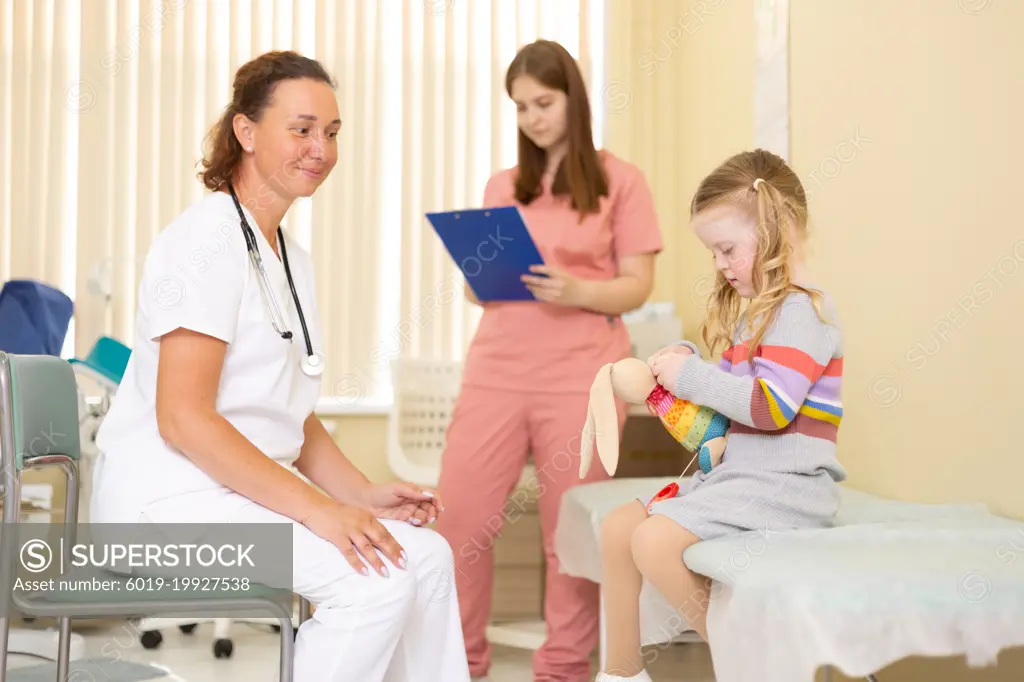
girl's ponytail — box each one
[742,178,799,357]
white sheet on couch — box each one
[554,479,1024,681]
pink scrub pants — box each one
[435,385,627,681]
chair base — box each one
[7,628,86,663]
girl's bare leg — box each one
[630,514,711,640]
[598,500,649,677]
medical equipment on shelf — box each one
[0,279,89,665]
[228,183,324,378]
[555,477,1024,682]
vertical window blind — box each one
[0,0,606,409]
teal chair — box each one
[0,352,301,681]
[68,335,131,389]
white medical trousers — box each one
[96,487,472,682]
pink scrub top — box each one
[461,150,663,394]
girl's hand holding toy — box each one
[579,349,731,487]
[647,343,694,392]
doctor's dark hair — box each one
[198,51,336,191]
[505,40,608,219]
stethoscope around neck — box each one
[228,183,324,378]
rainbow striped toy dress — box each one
[645,384,730,473]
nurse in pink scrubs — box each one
[434,40,664,682]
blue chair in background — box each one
[0,280,73,357]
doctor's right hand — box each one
[302,501,407,578]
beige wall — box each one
[603,0,1024,520]
[607,0,1023,520]
[790,0,1022,522]
[604,0,1023,679]
[326,415,392,483]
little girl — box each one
[594,149,848,681]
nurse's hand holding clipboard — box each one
[520,264,587,306]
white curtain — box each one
[0,0,606,408]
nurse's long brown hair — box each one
[505,40,608,219]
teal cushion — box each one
[2,352,81,469]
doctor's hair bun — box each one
[198,51,336,191]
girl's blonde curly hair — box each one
[692,149,824,358]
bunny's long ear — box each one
[579,396,597,479]
[579,363,609,479]
[579,362,620,478]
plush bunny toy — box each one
[578,356,730,479]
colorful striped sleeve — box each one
[719,345,735,373]
[671,294,840,431]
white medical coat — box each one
[92,190,323,522]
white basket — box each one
[386,358,535,489]
[386,359,462,486]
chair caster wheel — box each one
[213,638,233,659]
[179,624,197,634]
[140,630,163,649]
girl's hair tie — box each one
[753,178,765,191]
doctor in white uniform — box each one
[90,50,471,682]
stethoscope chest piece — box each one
[301,351,325,377]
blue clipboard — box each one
[426,205,546,301]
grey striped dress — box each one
[640,291,848,541]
